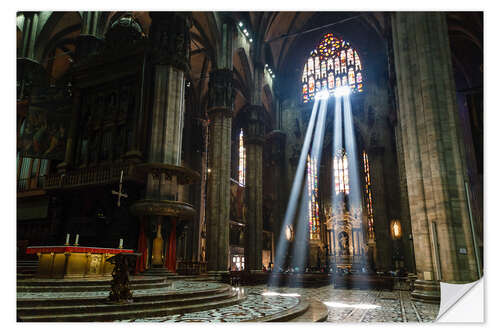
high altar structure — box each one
[17,12,483,303]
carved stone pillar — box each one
[392,12,480,303]
[205,16,236,274]
[74,12,104,62]
[241,105,268,271]
[206,69,234,273]
[17,12,48,99]
[58,88,82,174]
[130,12,197,273]
[367,146,392,271]
[266,130,287,261]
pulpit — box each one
[26,246,134,278]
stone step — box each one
[17,281,171,293]
[17,276,166,286]
[18,292,245,322]
[18,290,238,317]
[288,299,329,322]
[248,299,310,322]
[17,284,231,307]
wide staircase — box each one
[17,275,327,322]
[17,277,242,322]
[16,260,39,280]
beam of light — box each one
[323,301,380,310]
[316,89,330,100]
[290,181,310,274]
[291,97,329,276]
[262,291,301,297]
[334,86,351,97]
[271,98,321,280]
[311,95,329,163]
[330,94,343,274]
[342,94,362,212]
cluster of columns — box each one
[392,12,481,302]
[205,18,269,273]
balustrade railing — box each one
[44,165,132,189]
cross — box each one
[112,170,128,207]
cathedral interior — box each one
[16,11,483,323]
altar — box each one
[26,246,134,278]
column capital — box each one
[207,69,234,117]
[149,12,192,71]
[238,105,270,145]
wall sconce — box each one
[391,219,402,240]
[285,224,294,241]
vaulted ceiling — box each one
[17,11,483,120]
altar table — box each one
[26,246,134,278]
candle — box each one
[75,234,79,245]
[65,234,70,245]
[119,238,123,249]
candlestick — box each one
[119,238,123,249]
[65,233,70,245]
[75,234,79,246]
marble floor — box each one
[17,280,439,322]
[118,284,439,323]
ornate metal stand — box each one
[106,252,141,303]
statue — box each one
[338,231,349,256]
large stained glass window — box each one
[363,151,375,239]
[302,33,364,103]
[307,155,320,240]
[334,149,349,195]
[238,129,246,186]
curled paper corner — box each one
[436,277,484,322]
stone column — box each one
[74,12,104,62]
[206,16,235,273]
[131,12,194,272]
[267,130,287,261]
[395,122,416,272]
[241,105,268,272]
[392,12,480,302]
[17,12,44,99]
[368,146,393,271]
[57,88,81,174]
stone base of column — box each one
[411,279,441,304]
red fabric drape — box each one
[165,220,177,272]
[135,220,148,274]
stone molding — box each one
[149,12,192,71]
[207,69,234,117]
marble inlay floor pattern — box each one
[17,280,439,322]
[117,285,439,323]
[254,285,439,323]
[119,288,301,322]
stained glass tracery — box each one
[302,33,364,103]
[334,149,349,195]
[307,155,320,240]
[363,151,375,239]
[238,129,246,186]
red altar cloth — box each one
[26,246,134,255]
